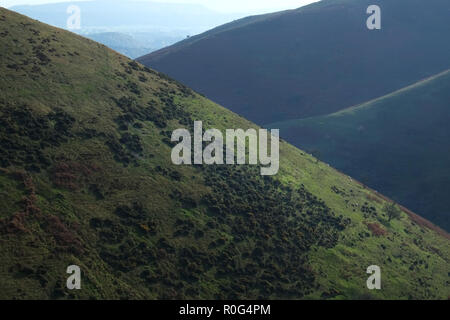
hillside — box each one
[269,70,450,232]
[138,0,450,125]
[0,8,449,300]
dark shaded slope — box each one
[269,70,450,231]
[138,0,450,125]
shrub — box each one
[383,202,402,222]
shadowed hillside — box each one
[269,70,450,231]
[138,0,450,125]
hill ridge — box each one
[270,68,450,231]
[269,68,450,127]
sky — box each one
[1,0,319,14]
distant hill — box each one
[0,8,448,300]
[10,0,245,32]
[85,32,154,59]
[138,0,450,124]
[10,0,247,58]
[269,70,450,231]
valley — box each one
[0,5,448,300]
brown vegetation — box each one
[366,222,387,237]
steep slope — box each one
[138,0,450,125]
[269,70,450,232]
[0,9,449,300]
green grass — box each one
[0,8,448,300]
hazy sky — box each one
[1,0,318,14]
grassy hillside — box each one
[138,0,450,125]
[0,8,448,300]
[269,70,450,232]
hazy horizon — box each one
[2,0,319,14]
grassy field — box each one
[0,8,448,299]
